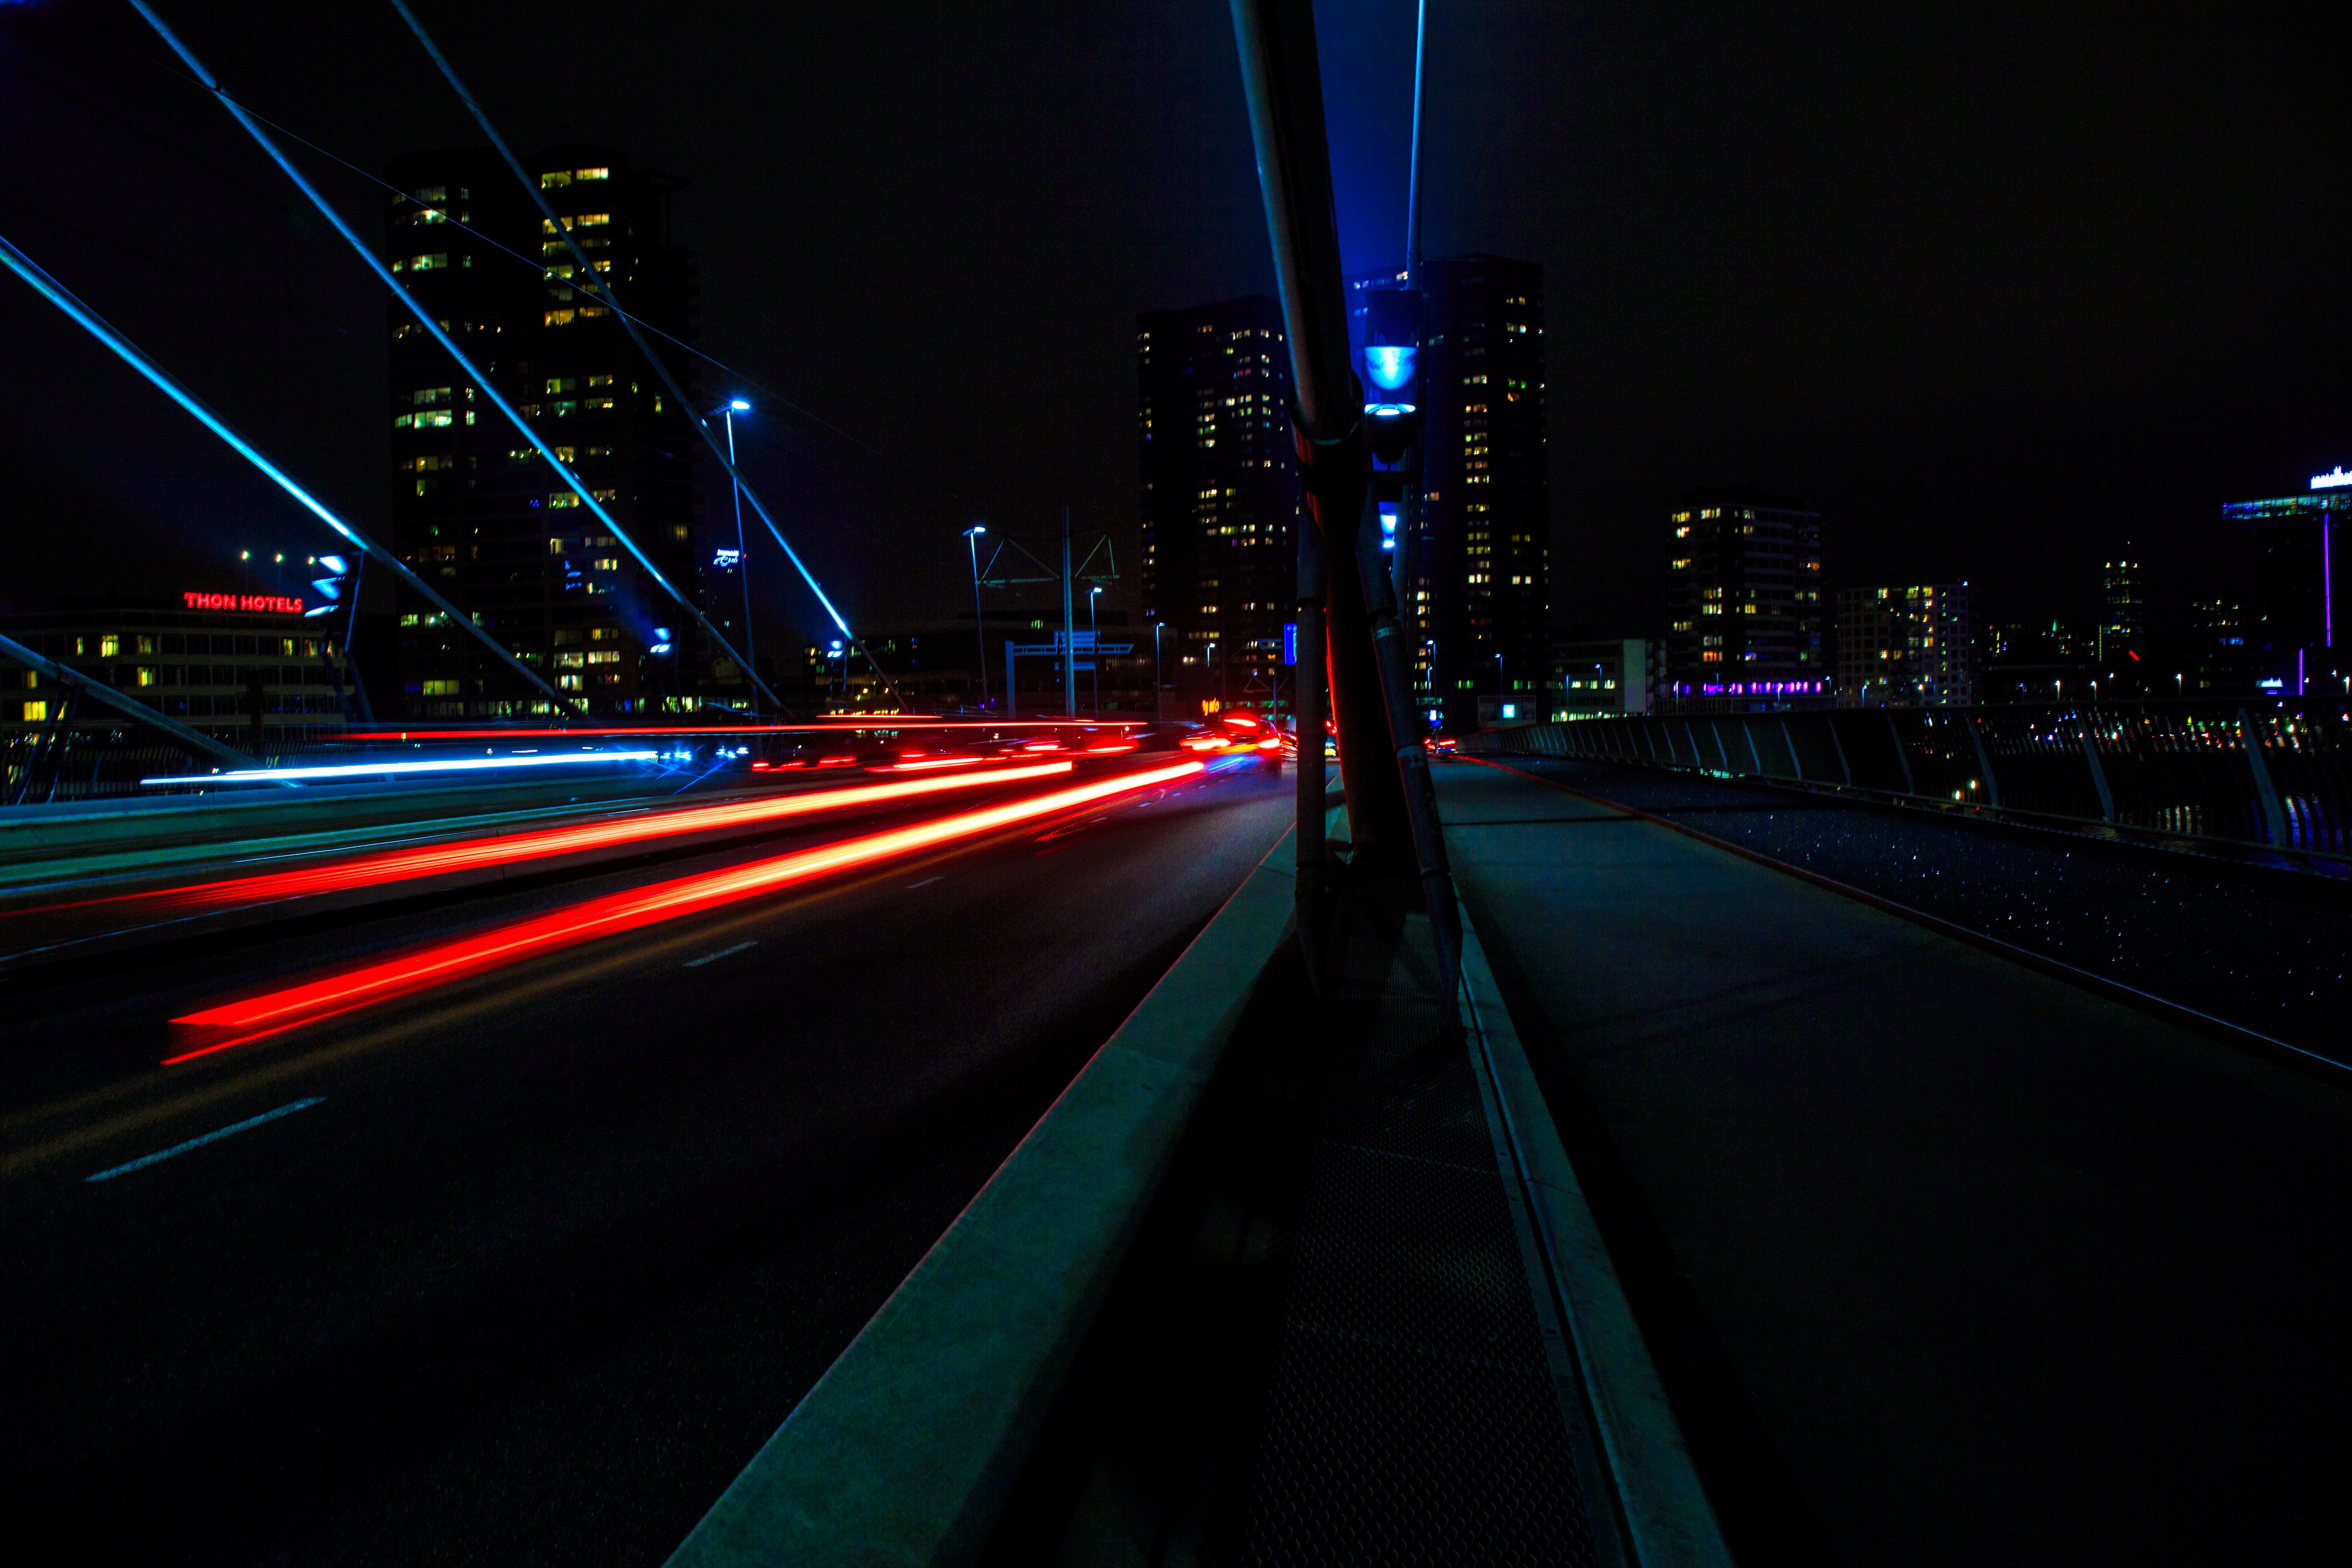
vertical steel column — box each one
[1296,515,1328,983]
[1229,0,1410,853]
[1061,508,1078,718]
[1355,482,1464,1001]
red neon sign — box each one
[183,591,305,614]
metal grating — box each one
[1219,1007,1603,1565]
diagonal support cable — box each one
[124,0,788,719]
[383,0,910,713]
[0,229,577,718]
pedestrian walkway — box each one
[1434,756,2352,1565]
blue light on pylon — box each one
[1364,343,1417,392]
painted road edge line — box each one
[685,941,760,968]
[86,1097,325,1183]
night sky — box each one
[3,0,2348,649]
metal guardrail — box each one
[1467,701,2352,859]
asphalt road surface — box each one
[0,756,1290,1564]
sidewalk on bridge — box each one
[1433,756,2352,1565]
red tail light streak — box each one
[164,758,1207,1062]
[39,760,1076,920]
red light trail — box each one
[343,719,1149,741]
[163,758,1207,1062]
[22,760,1074,920]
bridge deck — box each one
[1435,755,2352,1564]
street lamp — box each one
[720,398,757,710]
[964,525,989,711]
[1151,618,1163,724]
[1088,584,1102,718]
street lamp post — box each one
[1088,584,1102,718]
[964,525,989,711]
[1152,619,1163,724]
[722,399,756,710]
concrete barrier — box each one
[666,831,1303,1567]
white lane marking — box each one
[684,940,760,968]
[905,875,944,889]
[86,1097,326,1184]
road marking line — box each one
[85,1097,325,1184]
[905,875,944,889]
[684,940,759,968]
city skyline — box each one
[9,3,2352,654]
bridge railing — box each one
[1467,700,2352,860]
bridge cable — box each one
[384,0,911,713]
[0,227,579,719]
[122,0,791,720]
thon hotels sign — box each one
[183,591,306,614]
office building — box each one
[1547,637,1658,719]
[1351,256,1551,733]
[1664,490,1825,703]
[1835,584,1972,706]
[1135,296,1302,719]
[383,146,707,719]
[2219,487,2345,693]
[2,599,357,797]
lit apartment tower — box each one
[1835,584,1972,706]
[383,146,704,718]
[1135,296,1302,715]
[1664,490,1825,703]
[1350,256,1549,733]
[2098,552,2143,660]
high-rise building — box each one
[1134,296,1301,717]
[382,146,707,719]
[1350,256,1550,733]
[1664,490,1825,704]
[1835,584,1972,706]
[2098,552,2143,661]
[2218,488,2345,693]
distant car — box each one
[1426,734,1458,754]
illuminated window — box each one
[395,411,455,429]
[548,493,581,509]
[592,557,620,571]
[558,673,585,690]
[412,185,447,203]
[420,679,461,695]
[136,667,157,686]
[591,489,618,502]
[545,309,576,327]
[540,213,612,234]
[574,167,610,182]
[99,634,120,657]
[587,374,615,387]
[392,254,452,273]
[21,700,46,723]
[538,171,573,189]
[545,377,578,394]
